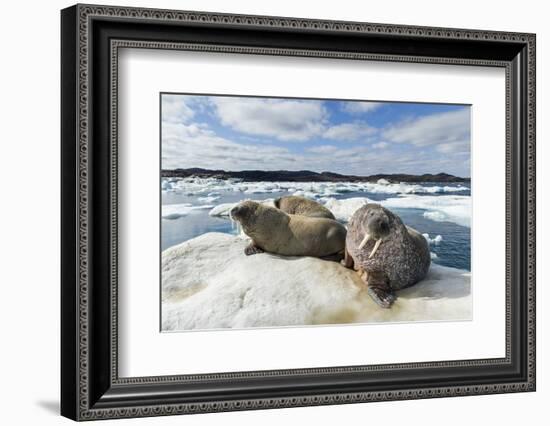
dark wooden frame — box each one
[61,3,536,421]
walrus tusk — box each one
[358,233,371,250]
[369,238,382,258]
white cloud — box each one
[382,108,470,153]
[323,122,376,141]
[305,145,339,154]
[341,101,382,114]
[211,97,328,142]
[162,122,297,171]
[162,120,470,176]
[161,94,195,124]
[161,96,471,177]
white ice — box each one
[161,177,469,197]
[162,203,214,220]
[423,233,443,245]
[207,193,469,229]
[320,197,372,222]
[381,195,471,228]
[197,195,221,204]
[162,177,470,228]
[208,199,276,217]
[161,233,472,331]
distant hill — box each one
[161,168,470,183]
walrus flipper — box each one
[364,270,396,309]
[341,247,354,268]
[320,250,345,263]
[244,242,264,256]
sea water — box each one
[161,178,471,271]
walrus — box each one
[230,200,346,259]
[274,195,336,220]
[342,203,430,308]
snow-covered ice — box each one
[202,192,470,230]
[208,203,237,217]
[161,177,470,197]
[318,194,470,228]
[320,197,371,222]
[162,233,472,331]
[197,195,220,204]
[162,203,214,220]
[208,199,276,217]
[381,195,471,228]
[423,233,443,245]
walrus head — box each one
[358,204,391,258]
[230,200,288,238]
[230,200,260,230]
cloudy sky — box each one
[161,94,471,177]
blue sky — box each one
[161,94,471,177]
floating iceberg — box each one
[205,193,470,230]
[423,233,443,245]
[161,177,469,197]
[208,203,237,217]
[197,195,220,204]
[320,197,371,222]
[162,203,214,220]
[161,180,175,191]
[313,195,470,228]
[161,233,472,331]
[423,211,447,222]
[381,195,471,228]
[208,199,276,217]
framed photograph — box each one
[61,4,536,421]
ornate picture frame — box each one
[61,4,536,421]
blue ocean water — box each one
[161,183,471,271]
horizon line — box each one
[161,167,470,179]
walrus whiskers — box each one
[229,209,242,235]
[369,238,382,258]
[358,233,371,250]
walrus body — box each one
[343,203,430,308]
[230,200,346,259]
[274,195,336,220]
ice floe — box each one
[161,233,472,331]
[320,197,371,222]
[381,195,471,228]
[208,199,276,217]
[197,195,220,204]
[423,233,443,245]
[161,177,470,197]
[162,203,214,220]
[208,203,237,217]
[206,193,470,229]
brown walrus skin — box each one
[230,200,346,260]
[342,203,430,308]
[274,195,336,220]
